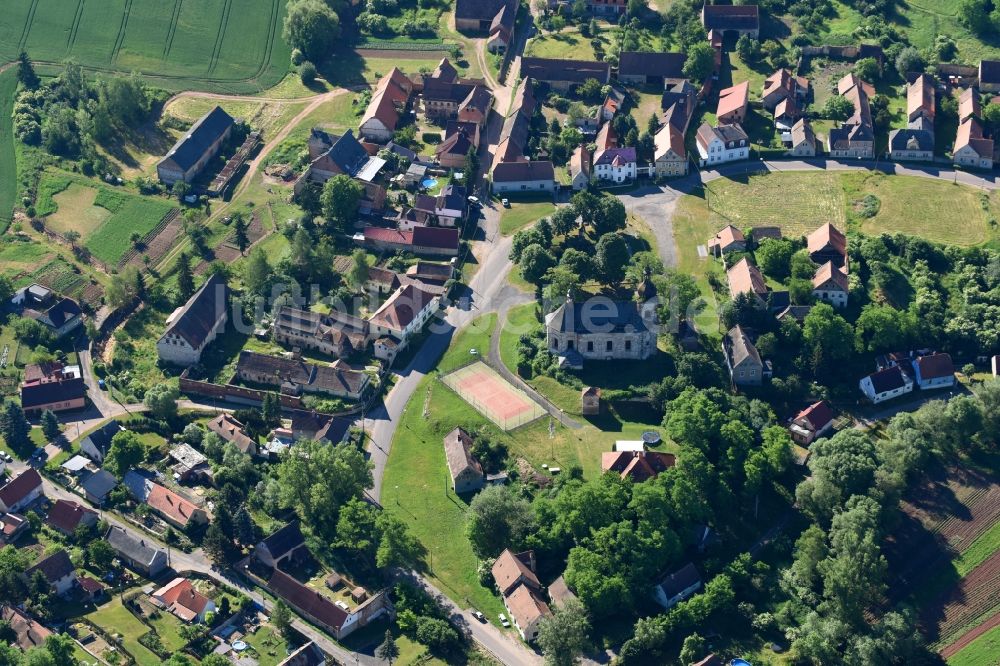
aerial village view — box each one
[0,0,999,665]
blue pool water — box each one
[731,660,753,666]
[421,177,439,189]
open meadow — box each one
[0,0,291,93]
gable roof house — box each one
[79,469,118,506]
[812,261,849,308]
[827,74,875,158]
[125,471,210,529]
[152,577,216,623]
[652,562,702,610]
[369,284,441,359]
[255,521,308,568]
[653,121,688,178]
[456,0,518,52]
[492,549,540,596]
[601,450,676,482]
[723,325,766,387]
[592,146,637,183]
[22,295,83,339]
[490,549,551,641]
[46,499,98,536]
[726,257,769,303]
[716,80,750,124]
[297,129,388,215]
[618,51,686,87]
[235,351,371,400]
[0,513,29,546]
[959,86,982,123]
[979,59,1000,93]
[519,57,611,93]
[701,4,759,38]
[362,225,461,257]
[359,69,413,143]
[19,362,85,415]
[273,305,370,360]
[859,365,914,404]
[762,69,809,112]
[265,569,391,640]
[707,225,746,257]
[0,469,43,513]
[913,352,956,390]
[696,123,749,167]
[789,400,835,445]
[207,413,258,456]
[491,160,556,193]
[157,273,228,367]
[25,550,77,597]
[106,525,168,576]
[157,106,235,185]
[954,113,994,170]
[504,581,551,642]
[80,420,124,464]
[786,118,817,156]
[435,121,480,169]
[807,223,848,268]
[890,74,936,161]
[443,427,484,493]
[1,605,52,651]
[568,145,592,190]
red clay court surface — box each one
[442,362,546,430]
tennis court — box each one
[441,361,546,431]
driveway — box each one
[617,185,682,268]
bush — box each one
[857,194,880,218]
[299,61,317,84]
[421,132,442,144]
[290,48,304,66]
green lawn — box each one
[499,200,556,235]
[0,68,16,232]
[164,96,308,141]
[1,0,291,93]
[86,596,161,666]
[241,623,292,666]
[382,315,509,624]
[146,610,188,653]
[524,27,612,61]
[947,624,1000,666]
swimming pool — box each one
[731,659,753,666]
[421,177,439,189]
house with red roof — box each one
[789,401,835,445]
[601,450,676,482]
[46,499,98,536]
[369,284,441,361]
[361,226,460,258]
[716,81,749,124]
[812,261,849,308]
[807,223,847,269]
[0,469,43,513]
[152,577,216,623]
[913,352,956,390]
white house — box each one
[695,123,749,167]
[913,353,956,390]
[0,469,43,513]
[859,365,914,404]
[369,284,441,360]
[156,273,228,367]
[592,147,637,183]
[491,161,556,193]
[812,261,849,308]
[652,563,702,610]
[25,550,77,597]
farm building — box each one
[156,273,229,367]
[157,106,235,185]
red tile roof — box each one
[146,483,204,527]
[491,549,539,594]
[807,223,847,257]
[0,469,42,510]
[601,451,676,482]
[267,569,348,632]
[46,499,97,534]
[716,81,749,119]
[153,577,213,621]
[916,353,955,379]
[812,261,848,291]
[794,401,834,431]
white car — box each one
[498,613,510,628]
[467,195,480,205]
[501,198,510,207]
[471,610,486,623]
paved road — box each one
[618,185,682,268]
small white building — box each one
[913,353,956,390]
[812,261,849,309]
[695,123,749,167]
[859,365,914,404]
[592,147,637,183]
[369,284,441,360]
[652,563,702,610]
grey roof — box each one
[455,0,508,20]
[26,550,75,584]
[106,525,166,569]
[724,325,762,368]
[41,298,82,328]
[889,128,934,152]
[164,273,228,349]
[867,365,907,393]
[324,130,372,177]
[79,470,118,500]
[439,183,467,211]
[21,376,85,410]
[259,521,305,560]
[60,455,91,472]
[618,51,686,78]
[981,59,1000,85]
[656,562,702,598]
[492,160,554,182]
[546,299,649,335]
[160,106,234,172]
[520,57,611,85]
[236,351,369,395]
[81,421,123,460]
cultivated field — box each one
[0,69,16,230]
[37,172,176,265]
[0,0,291,93]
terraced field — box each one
[0,0,291,93]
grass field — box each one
[499,200,556,235]
[46,184,111,237]
[0,0,291,93]
[0,68,16,232]
[687,172,999,246]
[947,624,1000,665]
[86,596,160,666]
[163,95,308,141]
[524,27,612,61]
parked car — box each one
[498,613,510,628]
[467,195,480,205]
[471,610,486,622]
[501,198,510,207]
[97,379,107,390]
